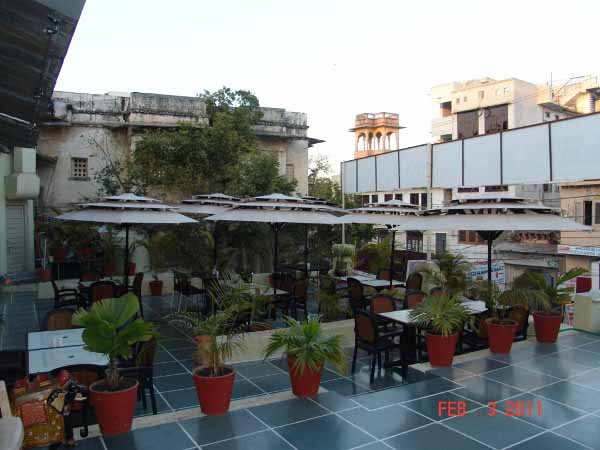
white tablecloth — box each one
[28,329,85,350]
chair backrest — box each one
[347,277,365,312]
[173,271,190,291]
[370,294,396,314]
[44,308,74,331]
[354,310,376,344]
[90,280,117,304]
[135,338,157,367]
[376,269,391,281]
[430,287,444,298]
[406,272,423,290]
[80,271,99,282]
[51,279,60,297]
[132,272,144,298]
[292,279,308,301]
[406,291,426,309]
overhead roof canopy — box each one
[0,0,85,149]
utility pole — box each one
[340,161,346,243]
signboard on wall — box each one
[557,245,600,258]
[470,261,506,289]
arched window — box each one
[387,132,397,150]
[375,132,382,150]
[357,134,366,151]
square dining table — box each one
[27,328,85,351]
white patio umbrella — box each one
[411,196,591,285]
[56,193,197,288]
[341,199,422,287]
[207,193,346,296]
[178,194,240,270]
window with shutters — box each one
[384,194,393,202]
[410,193,419,206]
[595,203,600,225]
[71,158,88,179]
[395,193,403,201]
[458,230,485,244]
[435,233,446,256]
[420,193,428,209]
[584,201,593,226]
[371,194,379,203]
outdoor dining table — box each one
[27,346,108,375]
[335,274,405,290]
[27,329,84,351]
[375,300,487,379]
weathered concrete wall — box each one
[39,91,315,204]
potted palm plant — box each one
[522,268,587,343]
[264,316,346,397]
[71,293,157,436]
[410,294,473,367]
[421,253,472,296]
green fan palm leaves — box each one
[421,253,472,296]
[264,317,346,375]
[524,267,587,313]
[72,293,158,389]
[409,294,473,337]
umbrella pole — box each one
[213,223,218,271]
[487,236,492,287]
[124,224,130,290]
[272,224,279,298]
[304,224,309,277]
[389,228,396,289]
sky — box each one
[56,0,600,174]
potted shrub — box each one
[136,232,168,295]
[264,316,346,397]
[421,253,472,296]
[72,293,157,436]
[410,294,473,367]
[171,311,244,415]
[521,268,587,343]
[477,283,529,354]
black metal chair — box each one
[173,271,206,312]
[347,277,370,313]
[290,278,309,320]
[119,338,158,414]
[51,280,80,309]
[352,309,403,383]
[89,280,117,305]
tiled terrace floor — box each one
[4,290,600,449]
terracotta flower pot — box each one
[37,268,52,282]
[533,312,563,343]
[193,367,235,415]
[425,333,458,367]
[486,318,519,354]
[90,379,138,436]
[52,247,67,263]
[287,356,323,397]
[128,263,136,276]
[149,279,163,296]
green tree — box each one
[234,152,297,198]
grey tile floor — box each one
[5,291,600,449]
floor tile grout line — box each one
[245,408,299,450]
[98,435,109,450]
[361,384,477,412]
[175,419,203,450]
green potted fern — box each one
[264,317,346,397]
[410,294,473,366]
[168,311,244,415]
[72,293,157,436]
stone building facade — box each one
[37,91,322,208]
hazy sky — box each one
[56,0,600,173]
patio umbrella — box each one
[413,196,591,286]
[56,193,197,288]
[341,199,422,287]
[207,193,346,296]
[178,194,240,270]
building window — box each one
[457,187,479,193]
[440,134,452,142]
[543,184,551,192]
[458,230,485,244]
[285,164,295,181]
[371,194,378,204]
[360,195,369,207]
[595,203,600,225]
[456,98,460,104]
[555,114,560,120]
[478,90,485,99]
[394,193,403,201]
[384,194,393,202]
[484,104,508,134]
[440,101,452,117]
[406,231,423,252]
[545,112,551,119]
[485,185,509,192]
[410,193,419,206]
[495,89,502,96]
[585,200,593,226]
[463,96,468,102]
[71,157,88,178]
[420,193,428,209]
[435,233,446,256]
[504,87,510,94]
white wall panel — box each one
[357,157,376,192]
[343,160,357,194]
[432,141,462,188]
[399,145,428,189]
[552,114,600,182]
[502,124,550,184]
[376,152,399,191]
[464,134,501,187]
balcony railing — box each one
[355,112,399,128]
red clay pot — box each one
[128,262,136,276]
[193,368,235,415]
[103,262,116,277]
[52,247,67,262]
[426,333,458,367]
[90,379,138,436]
[37,268,52,282]
[533,312,563,343]
[486,318,519,354]
[287,356,323,397]
[149,280,163,296]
